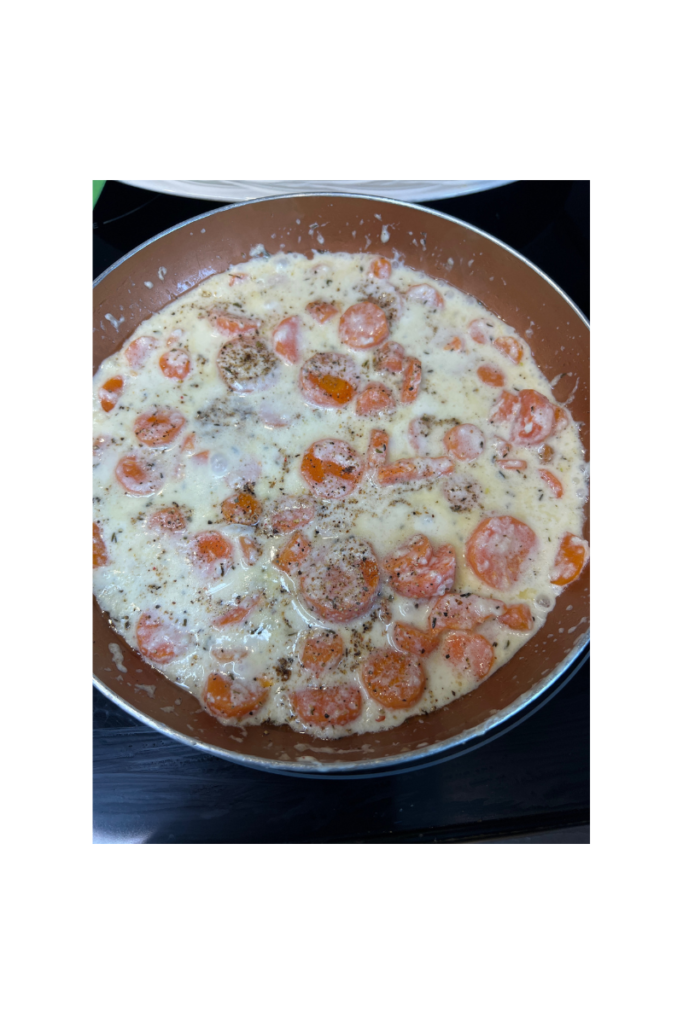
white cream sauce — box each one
[93,251,588,738]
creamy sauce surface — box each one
[93,252,588,737]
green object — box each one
[93,180,106,207]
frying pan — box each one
[93,193,589,775]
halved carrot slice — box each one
[477,365,505,387]
[366,428,389,469]
[272,316,301,364]
[93,523,108,567]
[539,469,563,498]
[99,376,123,412]
[401,357,422,403]
[212,592,262,627]
[550,534,589,586]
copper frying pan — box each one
[93,193,589,774]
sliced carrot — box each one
[468,319,497,345]
[393,623,439,657]
[299,352,361,408]
[99,376,123,412]
[267,497,317,535]
[301,439,363,499]
[291,684,362,727]
[428,593,503,634]
[442,631,494,681]
[377,457,453,486]
[553,405,570,435]
[356,382,396,417]
[369,256,392,279]
[93,523,108,567]
[339,301,389,349]
[490,390,521,426]
[406,283,444,308]
[212,592,262,627]
[550,534,589,586]
[300,631,344,675]
[125,335,160,369]
[272,316,301,364]
[366,428,389,469]
[299,538,380,624]
[466,516,538,591]
[384,534,457,599]
[511,390,556,446]
[498,604,534,631]
[211,312,259,338]
[211,646,248,663]
[493,335,524,364]
[444,337,463,352]
[237,535,261,565]
[204,672,267,720]
[148,506,187,533]
[306,301,338,323]
[275,530,311,574]
[189,531,232,573]
[115,453,163,496]
[136,611,188,664]
[221,491,262,526]
[360,649,426,709]
[159,349,191,380]
[401,357,422,403]
[133,407,186,447]
[477,365,505,387]
[444,424,485,462]
[539,469,563,498]
[374,341,406,373]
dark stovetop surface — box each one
[93,180,589,844]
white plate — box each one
[120,180,515,203]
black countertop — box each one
[93,180,589,844]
